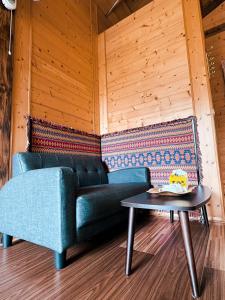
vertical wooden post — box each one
[182,0,224,220]
[98,32,108,134]
[0,5,13,186]
[91,0,100,134]
[11,0,32,155]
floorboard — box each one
[0,217,224,300]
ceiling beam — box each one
[200,0,225,17]
[105,0,124,16]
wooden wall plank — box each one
[11,0,32,154]
[30,0,98,133]
[98,0,193,133]
[91,0,100,134]
[203,4,225,220]
[182,0,224,220]
[11,0,99,151]
[98,0,225,220]
[0,6,13,186]
[98,33,108,134]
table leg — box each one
[201,205,209,228]
[170,210,174,223]
[125,207,135,276]
[179,211,200,299]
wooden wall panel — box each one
[99,0,193,133]
[180,0,224,220]
[0,6,13,186]
[98,32,108,134]
[11,0,100,156]
[98,0,224,220]
[203,3,225,219]
[31,0,99,134]
[11,0,31,154]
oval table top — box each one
[121,185,211,211]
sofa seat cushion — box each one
[76,183,149,229]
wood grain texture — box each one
[11,0,31,154]
[98,32,109,134]
[98,0,193,134]
[202,1,225,28]
[205,223,225,271]
[120,217,180,254]
[31,0,99,134]
[182,0,224,221]
[0,6,13,186]
[203,4,225,223]
[11,0,100,155]
[1,217,225,299]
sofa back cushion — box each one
[13,153,108,187]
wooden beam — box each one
[205,22,225,37]
[105,0,124,16]
[203,1,225,32]
[182,0,225,220]
[91,0,100,134]
[0,6,13,186]
[200,0,224,17]
[98,33,108,134]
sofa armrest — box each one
[0,167,76,253]
[107,167,150,184]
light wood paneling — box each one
[203,3,225,219]
[11,0,31,154]
[98,0,224,220]
[98,0,193,133]
[183,0,224,220]
[205,33,225,196]
[31,0,99,134]
[98,32,108,134]
[11,0,100,155]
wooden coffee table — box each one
[121,185,211,299]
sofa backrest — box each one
[13,153,108,187]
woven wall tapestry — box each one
[27,117,101,157]
[101,116,202,187]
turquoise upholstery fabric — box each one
[76,182,150,241]
[108,167,150,184]
[13,152,108,187]
[0,167,75,253]
[0,152,151,257]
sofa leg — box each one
[2,234,13,248]
[54,250,66,270]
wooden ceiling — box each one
[200,0,224,17]
[95,0,224,33]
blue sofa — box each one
[0,152,150,269]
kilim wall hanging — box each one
[101,116,202,187]
[26,116,202,188]
[26,117,101,157]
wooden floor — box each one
[0,216,225,300]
